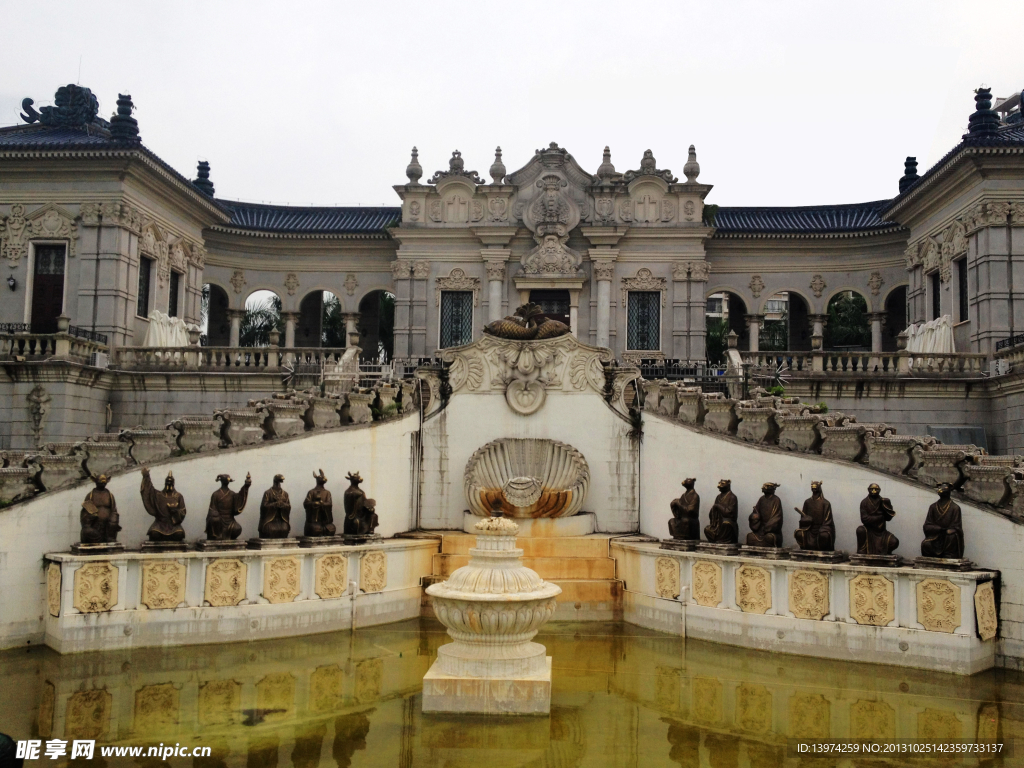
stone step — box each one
[439,533,613,558]
[432,553,616,580]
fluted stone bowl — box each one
[464,438,590,518]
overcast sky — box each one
[4,0,1022,209]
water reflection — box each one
[2,619,1020,767]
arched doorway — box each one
[529,289,571,327]
[202,283,230,346]
[358,291,396,363]
[759,291,811,351]
[883,285,908,352]
[240,290,282,347]
[823,291,870,351]
[706,291,747,363]
[296,291,324,347]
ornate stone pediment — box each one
[435,332,639,417]
[1,203,80,268]
[621,268,667,307]
[435,268,480,306]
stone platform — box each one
[423,657,553,715]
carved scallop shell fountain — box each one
[422,516,562,714]
[465,438,589,518]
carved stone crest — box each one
[435,268,480,306]
[73,562,118,613]
[673,261,710,282]
[868,271,884,296]
[284,273,299,296]
[413,260,430,279]
[345,273,358,296]
[736,564,771,613]
[391,260,412,279]
[204,559,246,607]
[1,203,79,268]
[27,385,51,447]
[621,268,667,308]
[810,274,827,298]
[47,563,61,617]
[849,573,894,626]
[315,554,348,599]
[655,556,680,599]
[975,581,998,641]
[749,275,765,298]
[691,560,722,607]
[485,260,506,281]
[360,550,387,593]
[264,557,301,604]
[488,197,508,222]
[917,578,960,633]
[788,569,829,620]
[229,270,246,294]
[141,561,186,609]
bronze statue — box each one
[140,467,186,542]
[482,303,570,340]
[794,481,836,551]
[258,474,292,539]
[343,471,379,537]
[746,482,783,547]
[206,473,251,541]
[303,469,336,537]
[669,478,700,540]
[857,483,899,555]
[704,479,738,544]
[921,483,965,559]
[80,474,120,545]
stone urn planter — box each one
[423,516,561,714]
[215,408,267,447]
[398,379,418,413]
[642,379,666,412]
[83,434,131,476]
[122,427,179,465]
[0,464,40,504]
[917,445,983,488]
[866,434,933,477]
[171,417,221,454]
[701,394,738,435]
[33,452,86,491]
[676,387,704,426]
[305,396,342,430]
[777,412,825,453]
[735,403,780,444]
[260,398,308,439]
[344,391,374,425]
[659,383,680,417]
[464,438,589,518]
[963,457,1017,507]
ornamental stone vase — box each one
[423,516,561,714]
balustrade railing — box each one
[740,350,989,377]
[1,331,108,362]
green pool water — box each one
[2,619,1021,766]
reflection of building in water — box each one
[2,621,1011,766]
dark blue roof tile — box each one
[714,200,895,234]
[218,201,401,234]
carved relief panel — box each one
[264,557,301,604]
[65,690,112,741]
[360,551,387,593]
[975,581,998,641]
[355,657,383,703]
[850,700,896,740]
[198,680,241,727]
[205,559,246,607]
[735,684,772,734]
[788,570,829,620]
[73,562,118,613]
[692,677,723,724]
[655,556,680,599]
[916,578,961,633]
[47,563,61,617]
[691,560,722,607]
[134,683,180,733]
[315,554,348,599]
[849,574,894,626]
[789,693,831,738]
[310,665,345,712]
[256,673,295,722]
[736,564,772,614]
[141,561,186,609]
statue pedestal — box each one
[913,556,977,571]
[696,541,740,556]
[195,539,246,551]
[343,533,381,545]
[660,538,698,552]
[739,545,790,560]
[848,553,903,567]
[298,535,345,548]
[247,537,300,550]
[70,542,125,555]
[462,511,595,537]
[141,541,188,553]
[791,549,847,564]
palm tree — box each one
[239,294,283,347]
[321,292,346,347]
[706,317,730,365]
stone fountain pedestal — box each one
[423,517,562,715]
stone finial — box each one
[964,87,1000,139]
[726,330,739,349]
[898,157,919,193]
[406,147,422,184]
[683,145,700,183]
[596,146,616,181]
[449,150,464,172]
[108,94,140,143]
[489,146,506,184]
[193,161,215,197]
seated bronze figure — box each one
[746,482,783,547]
[794,481,836,551]
[704,479,738,544]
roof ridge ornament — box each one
[489,147,506,184]
[20,84,99,129]
[193,161,215,197]
[964,87,1000,140]
[428,150,485,185]
[108,94,140,143]
[683,145,700,183]
[596,146,616,181]
[622,149,677,184]
[898,157,919,193]
[406,147,423,184]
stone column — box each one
[673,261,709,362]
[281,312,299,349]
[391,260,412,359]
[227,309,243,348]
[593,262,614,349]
[868,312,886,353]
[808,314,827,350]
[568,291,580,337]
[343,312,360,348]
[745,314,762,352]
[485,260,506,323]
[411,260,430,357]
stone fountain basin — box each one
[428,585,561,638]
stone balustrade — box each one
[42,538,437,653]
[613,541,998,674]
[741,350,989,377]
[1,330,108,363]
[109,345,351,372]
